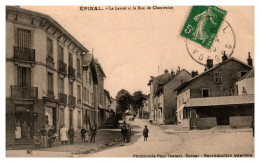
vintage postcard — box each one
[5,5,254,158]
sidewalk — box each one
[6,128,123,157]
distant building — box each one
[147,69,175,122]
[95,60,106,126]
[175,55,253,129]
[154,69,192,124]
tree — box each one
[132,91,147,111]
[115,89,132,115]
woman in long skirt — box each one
[40,126,48,148]
[15,120,22,139]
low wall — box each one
[230,116,252,128]
[191,117,217,129]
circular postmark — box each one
[180,6,236,66]
[185,18,236,66]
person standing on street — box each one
[121,126,127,143]
[80,127,87,142]
[68,126,74,144]
[90,126,97,143]
[40,126,48,148]
[143,125,149,142]
[60,125,68,145]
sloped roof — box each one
[175,57,253,92]
[154,69,192,96]
[95,60,106,78]
[83,54,98,84]
[184,95,254,108]
[237,69,254,82]
[7,6,89,54]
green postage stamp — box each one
[180,6,227,49]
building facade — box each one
[94,60,106,125]
[6,6,101,145]
[147,70,175,122]
[154,69,192,124]
[175,55,253,129]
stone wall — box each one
[190,117,217,129]
[230,116,252,128]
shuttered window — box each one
[59,77,64,93]
[69,53,73,67]
[77,85,81,100]
[69,82,73,96]
[17,66,31,87]
[47,38,53,57]
[17,28,31,48]
[77,58,81,74]
[58,46,64,61]
[48,72,54,91]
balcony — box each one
[77,98,82,104]
[47,90,55,99]
[46,55,54,62]
[14,46,35,62]
[68,95,76,107]
[11,86,38,99]
[68,66,76,79]
[77,72,81,78]
[58,60,67,75]
[58,93,67,104]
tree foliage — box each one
[132,91,147,111]
[115,89,132,114]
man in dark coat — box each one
[121,126,127,143]
[68,126,74,144]
[143,125,149,141]
[80,127,87,142]
[90,126,97,143]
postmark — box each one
[180,6,227,50]
[186,19,236,66]
[180,6,236,66]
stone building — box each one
[175,54,253,129]
[5,6,99,145]
[147,70,174,122]
[153,69,192,124]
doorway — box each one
[15,105,34,139]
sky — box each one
[21,6,254,97]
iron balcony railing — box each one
[58,60,67,75]
[11,85,38,99]
[68,95,76,107]
[47,90,55,99]
[68,66,76,79]
[58,93,67,104]
[46,55,54,62]
[14,46,35,62]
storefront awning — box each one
[184,95,254,108]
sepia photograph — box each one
[4,5,255,158]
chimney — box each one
[191,70,198,78]
[247,52,253,67]
[171,69,175,77]
[206,59,213,70]
[164,69,169,79]
[222,51,228,62]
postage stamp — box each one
[180,6,227,49]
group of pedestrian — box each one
[80,126,97,143]
[121,124,131,143]
[33,125,57,149]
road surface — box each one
[87,118,254,157]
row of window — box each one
[214,71,248,84]
[47,72,93,105]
